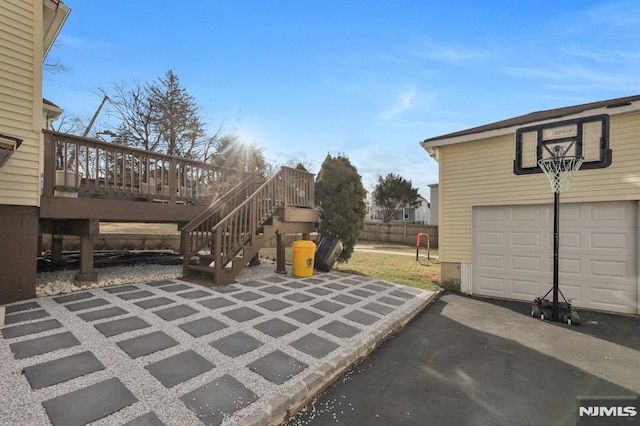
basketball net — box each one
[538,156,584,193]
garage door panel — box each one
[512,256,540,272]
[591,259,631,278]
[476,276,505,294]
[590,232,632,251]
[512,280,542,299]
[511,231,541,247]
[473,202,638,314]
[590,287,635,312]
[477,231,504,246]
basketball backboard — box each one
[513,114,611,175]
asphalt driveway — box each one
[288,292,640,426]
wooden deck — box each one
[39,131,319,285]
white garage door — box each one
[473,202,638,314]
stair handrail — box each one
[182,173,256,234]
[210,168,284,266]
[181,174,256,276]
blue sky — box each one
[44,1,640,196]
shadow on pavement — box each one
[478,294,640,352]
[288,293,638,426]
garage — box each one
[473,201,638,314]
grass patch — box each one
[334,251,440,292]
[260,247,440,292]
[100,223,179,234]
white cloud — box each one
[414,38,491,64]
[380,88,417,120]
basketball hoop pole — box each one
[532,154,584,325]
[552,188,560,321]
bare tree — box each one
[101,70,222,160]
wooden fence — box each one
[360,222,438,248]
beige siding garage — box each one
[473,202,638,314]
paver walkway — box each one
[1,271,436,425]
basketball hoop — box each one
[538,156,584,193]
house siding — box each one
[439,111,640,265]
[0,0,43,207]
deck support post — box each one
[275,232,287,274]
[74,219,98,284]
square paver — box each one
[363,283,387,292]
[290,333,339,359]
[285,308,323,324]
[247,350,308,385]
[306,287,332,296]
[53,292,93,304]
[231,291,264,302]
[302,278,324,284]
[257,299,292,311]
[362,302,394,316]
[284,292,315,303]
[65,298,110,312]
[153,304,199,321]
[213,285,241,293]
[94,316,151,337]
[349,289,375,298]
[180,374,258,425]
[178,317,228,338]
[103,285,140,294]
[77,306,128,322]
[177,289,212,299]
[377,296,405,306]
[210,331,263,357]
[342,278,363,285]
[254,318,298,338]
[283,281,308,289]
[135,297,174,309]
[332,294,361,305]
[146,279,176,287]
[117,331,178,359]
[42,377,137,426]
[389,289,416,299]
[123,412,164,426]
[5,301,40,314]
[23,351,104,390]
[1,319,63,339]
[241,280,267,287]
[262,275,288,283]
[145,350,214,388]
[344,310,380,326]
[373,280,393,287]
[260,285,288,295]
[118,290,155,301]
[311,300,345,314]
[222,307,263,322]
[10,332,80,360]
[324,283,347,290]
[319,320,362,339]
[160,283,192,292]
[199,297,236,310]
[5,309,49,325]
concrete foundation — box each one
[0,205,38,304]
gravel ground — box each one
[4,259,436,426]
[36,259,280,298]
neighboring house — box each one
[428,184,438,226]
[1,0,70,303]
[421,94,640,315]
[369,194,431,224]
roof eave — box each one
[421,99,640,150]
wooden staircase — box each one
[181,167,318,285]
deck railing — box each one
[42,130,245,205]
